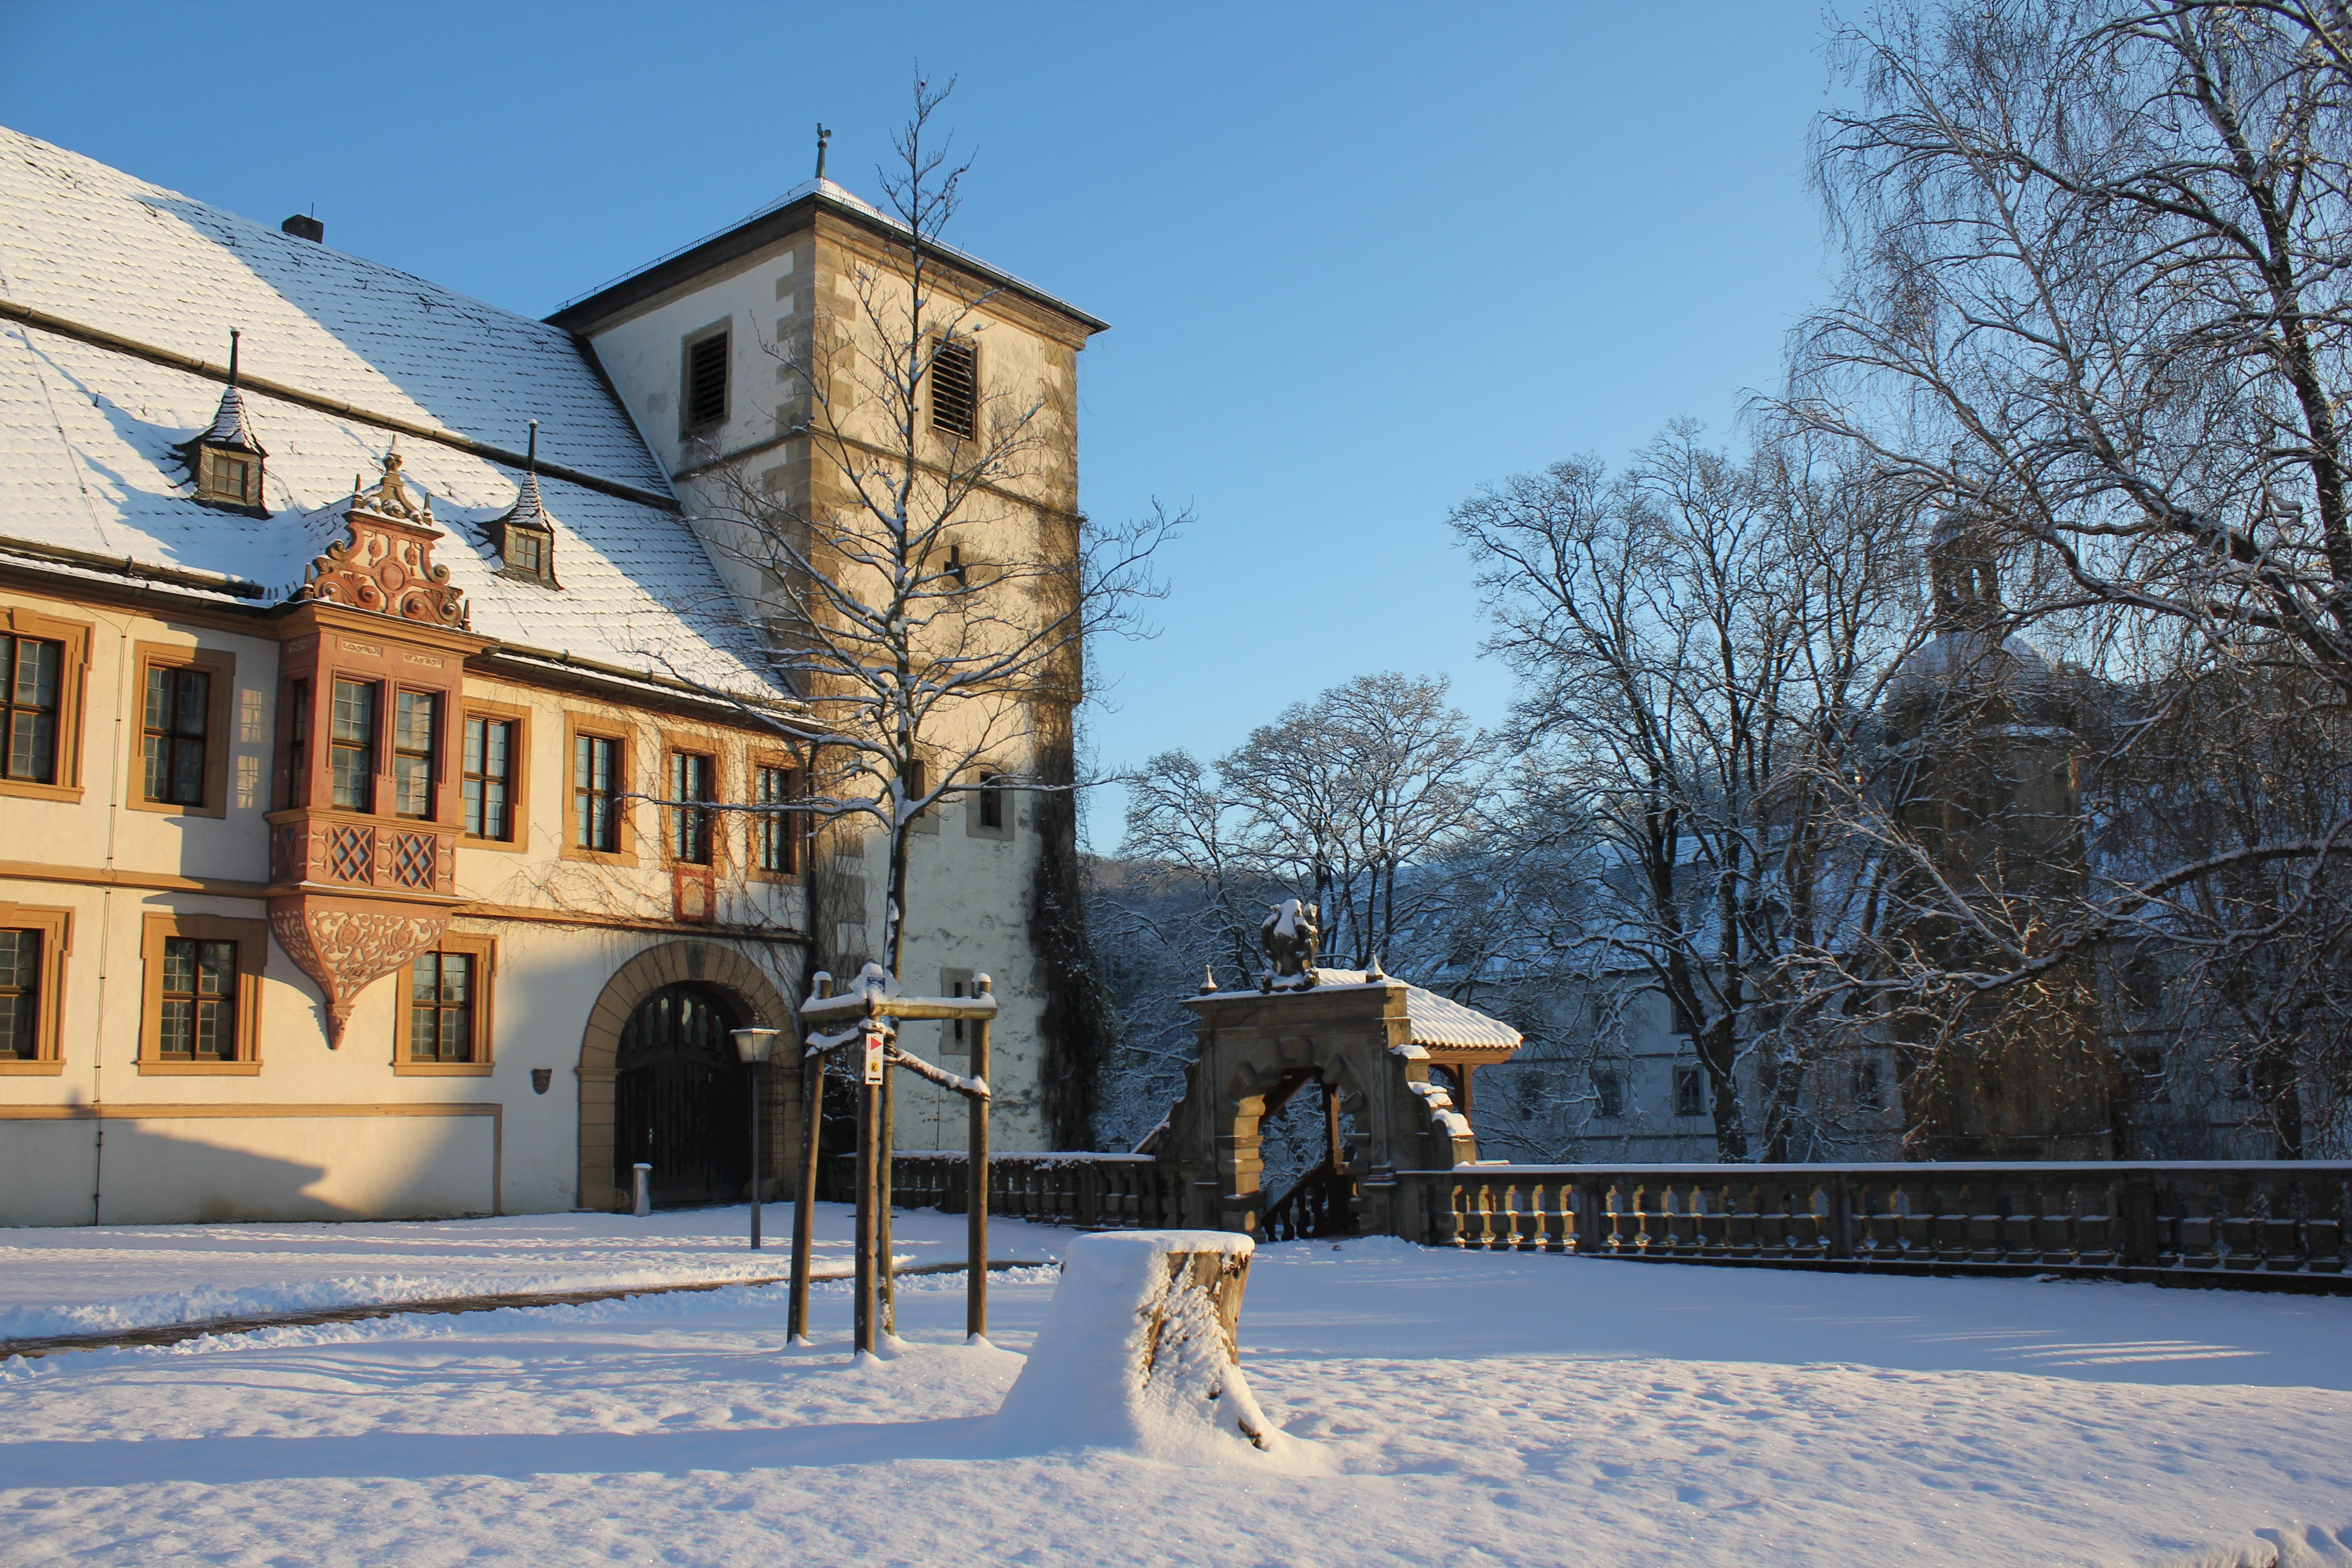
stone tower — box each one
[1881,509,2115,1158]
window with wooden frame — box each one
[138,912,264,1074]
[1591,1070,1624,1120]
[281,677,311,810]
[329,677,378,812]
[394,933,494,1075]
[133,644,234,816]
[568,723,628,858]
[462,706,527,847]
[752,760,802,877]
[499,521,556,586]
[200,447,262,509]
[938,967,974,1059]
[682,326,730,433]
[670,749,715,865]
[966,769,1012,841]
[930,338,977,439]
[1673,1064,1706,1118]
[392,690,439,819]
[0,904,71,1074]
[904,757,939,835]
[1,607,91,802]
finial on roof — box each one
[189,330,264,458]
[527,418,539,471]
[815,123,831,181]
[1198,965,1218,994]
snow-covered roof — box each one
[0,125,787,704]
[548,175,1109,336]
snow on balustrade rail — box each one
[1399,1162,2352,1283]
[876,1152,1190,1230]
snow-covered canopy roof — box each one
[0,125,787,704]
[1209,970,1525,1055]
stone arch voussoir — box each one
[575,939,795,1210]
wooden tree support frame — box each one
[790,969,998,1354]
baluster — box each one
[2177,1178,2218,1269]
[2262,1178,2304,1272]
[2311,1179,2349,1275]
[1998,1178,2034,1264]
[1689,1182,1719,1256]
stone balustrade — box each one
[1401,1162,2352,1284]
[871,1152,1192,1230]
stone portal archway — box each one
[577,942,794,1211]
[1147,974,1520,1240]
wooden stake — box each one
[854,1070,879,1356]
[879,1041,896,1337]
[788,1051,825,1342]
[968,973,992,1341]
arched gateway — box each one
[576,942,795,1211]
[1143,971,1521,1239]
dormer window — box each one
[489,421,559,588]
[201,448,260,508]
[185,331,268,515]
[505,525,548,580]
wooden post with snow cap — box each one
[797,965,999,1357]
[788,971,833,1344]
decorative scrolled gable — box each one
[179,330,269,516]
[299,440,470,629]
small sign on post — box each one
[861,1027,886,1085]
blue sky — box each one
[1,2,1840,847]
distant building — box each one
[0,127,1101,1224]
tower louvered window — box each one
[930,339,977,439]
[685,331,730,430]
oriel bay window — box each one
[330,678,378,811]
[393,690,439,819]
[671,750,714,864]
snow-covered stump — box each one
[993,1230,1315,1466]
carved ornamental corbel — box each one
[269,894,451,1048]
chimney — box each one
[281,213,324,243]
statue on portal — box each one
[1262,898,1321,981]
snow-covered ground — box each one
[0,1205,1067,1344]
[6,1209,2352,1565]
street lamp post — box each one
[732,1027,781,1250]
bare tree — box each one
[1450,428,1920,1159]
[1780,0,2352,1152]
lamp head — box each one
[731,1027,781,1065]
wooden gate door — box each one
[614,982,751,1206]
